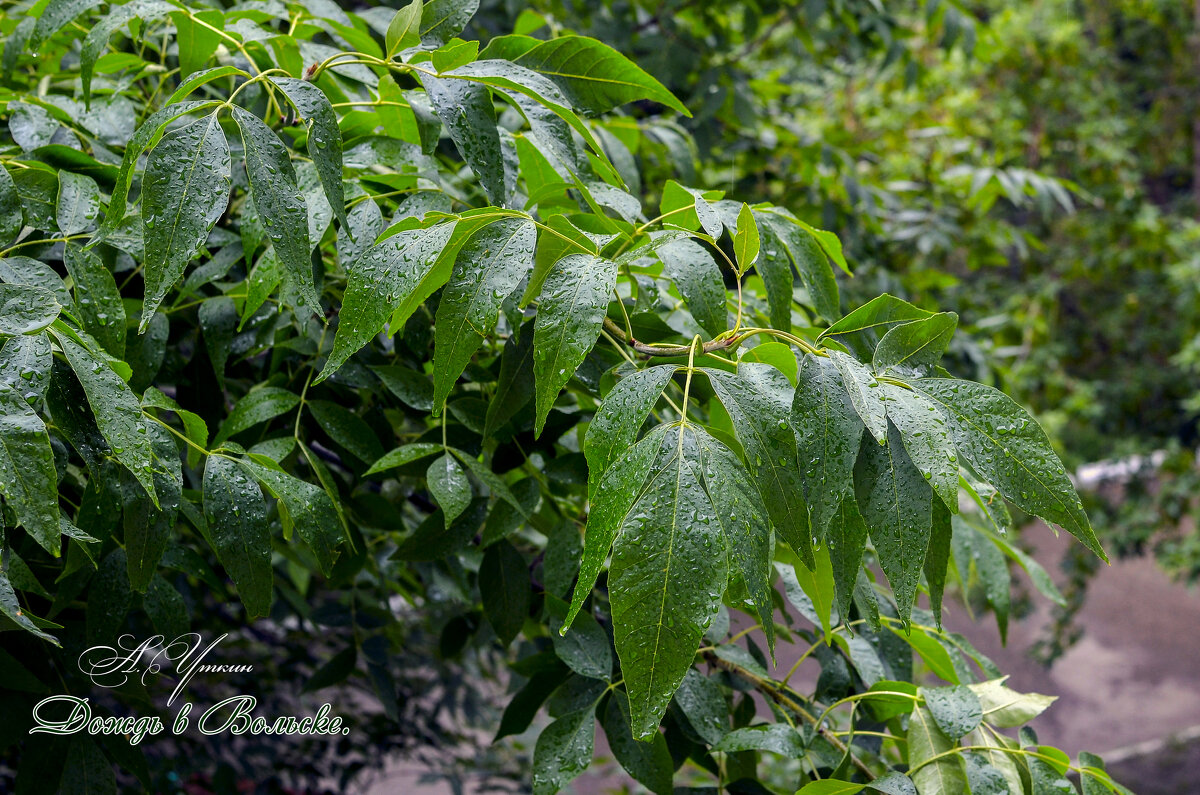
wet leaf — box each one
[0,283,60,336]
[270,77,346,229]
[202,455,272,618]
[63,243,124,358]
[479,539,531,646]
[55,171,100,236]
[908,705,967,795]
[658,238,727,336]
[427,452,471,526]
[793,354,864,537]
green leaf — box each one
[169,9,223,79]
[913,378,1105,561]
[924,498,953,628]
[365,442,442,475]
[967,677,1055,728]
[231,106,320,317]
[240,460,342,577]
[0,256,70,307]
[601,690,674,794]
[532,706,595,795]
[418,72,509,205]
[0,283,60,336]
[853,422,936,622]
[60,737,117,795]
[752,216,797,331]
[214,387,300,444]
[759,212,841,322]
[479,539,530,645]
[433,218,536,410]
[122,423,181,592]
[202,455,272,618]
[63,243,124,358]
[532,253,617,435]
[427,452,471,526]
[706,363,813,566]
[55,171,99,236]
[657,239,727,337]
[793,354,864,536]
[733,203,759,275]
[788,545,838,640]
[198,295,236,390]
[584,365,674,500]
[882,384,958,512]
[54,330,157,506]
[908,705,967,795]
[873,313,958,375]
[141,112,231,325]
[421,0,479,45]
[306,400,385,464]
[86,548,131,643]
[30,0,103,50]
[478,35,689,116]
[270,78,346,229]
[385,0,422,55]
[303,646,357,693]
[796,782,865,795]
[0,166,23,246]
[921,685,982,740]
[829,351,889,445]
[0,567,58,643]
[713,723,806,757]
[549,596,611,680]
[0,332,52,409]
[372,364,433,411]
[0,409,61,555]
[320,223,455,382]
[609,424,729,738]
[673,667,727,744]
[827,496,870,627]
[483,321,535,437]
[81,0,174,105]
[693,428,775,652]
[820,294,934,362]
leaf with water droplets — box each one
[336,193,383,270]
[908,705,967,795]
[232,105,320,318]
[752,215,797,331]
[483,320,535,438]
[706,363,813,567]
[433,218,536,411]
[820,294,934,361]
[921,684,982,740]
[170,9,223,79]
[421,0,479,45]
[80,0,173,106]
[531,705,595,795]
[320,223,455,382]
[714,723,806,757]
[693,427,775,653]
[0,165,23,247]
[924,497,953,629]
[198,295,236,390]
[830,350,889,445]
[0,283,60,336]
[0,568,57,643]
[609,424,729,738]
[873,313,958,376]
[585,365,673,501]
[270,77,346,229]
[385,0,421,55]
[827,495,869,627]
[758,211,841,322]
[601,689,674,794]
[658,238,727,337]
[853,421,935,622]
[214,387,300,445]
[202,455,272,618]
[30,0,103,50]
[55,171,99,236]
[419,72,510,205]
[913,378,1105,562]
[881,383,958,512]
[793,354,864,537]
[141,111,231,326]
[532,253,617,436]
[0,338,60,554]
[240,459,342,577]
[673,667,728,745]
[53,329,157,507]
[732,203,759,275]
[63,243,124,358]
[427,452,471,526]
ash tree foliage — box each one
[0,0,1130,792]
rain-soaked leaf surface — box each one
[203,455,272,618]
[793,354,864,537]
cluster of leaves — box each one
[0,0,1128,792]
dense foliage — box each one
[0,0,1136,792]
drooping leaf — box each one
[0,166,23,246]
[924,498,953,629]
[829,351,889,445]
[55,171,99,236]
[483,320,535,437]
[427,452,471,526]
[532,253,617,435]
[63,243,124,358]
[673,667,728,745]
[914,378,1104,560]
[706,363,813,566]
[479,539,531,646]
[306,400,385,464]
[122,422,181,592]
[584,365,674,500]
[141,112,231,325]
[169,9,224,79]
[30,0,104,50]
[873,314,958,376]
[853,422,935,622]
[658,238,727,337]
[601,690,674,794]
[608,424,728,737]
[270,77,346,229]
[0,344,60,554]
[240,460,342,577]
[531,706,595,795]
[53,330,157,505]
[759,212,841,322]
[419,72,509,205]
[202,455,272,618]
[432,218,536,410]
[793,354,864,537]
[549,597,611,680]
[882,383,958,512]
[214,387,300,444]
